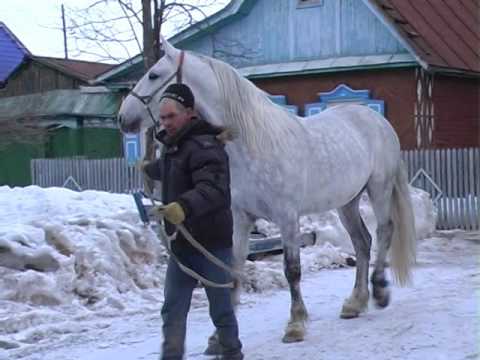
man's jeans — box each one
[161,247,242,360]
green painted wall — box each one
[0,142,45,186]
[0,127,122,187]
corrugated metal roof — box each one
[34,57,115,82]
[0,90,121,121]
[368,0,480,73]
[0,22,30,83]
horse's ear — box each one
[160,35,178,58]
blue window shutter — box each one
[305,84,385,118]
[304,102,327,116]
[366,100,385,115]
[123,134,141,166]
[284,105,299,115]
[268,95,287,105]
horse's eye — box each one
[148,71,159,80]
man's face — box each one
[159,98,193,135]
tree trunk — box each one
[142,0,164,195]
[142,0,156,70]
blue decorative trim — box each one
[304,102,327,116]
[319,84,370,102]
[304,84,385,116]
[366,100,385,115]
[268,95,287,105]
[124,133,141,166]
[284,105,299,115]
[267,94,298,114]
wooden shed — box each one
[0,22,122,186]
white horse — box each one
[118,38,416,344]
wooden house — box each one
[0,22,122,186]
[95,0,479,150]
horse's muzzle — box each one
[118,114,141,134]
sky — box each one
[0,0,226,63]
[1,1,83,59]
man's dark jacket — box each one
[144,118,233,253]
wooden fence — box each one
[31,158,144,194]
[32,148,480,230]
[401,148,479,230]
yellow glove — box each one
[157,202,185,225]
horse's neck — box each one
[183,54,224,127]
[187,52,306,156]
[195,98,222,127]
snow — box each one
[0,185,475,360]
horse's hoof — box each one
[340,307,361,319]
[373,287,390,309]
[282,322,305,343]
[340,297,367,319]
[203,342,222,356]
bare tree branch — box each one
[118,0,144,25]
[66,0,228,63]
[118,1,142,53]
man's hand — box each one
[151,202,185,224]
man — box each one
[141,83,243,360]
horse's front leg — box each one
[281,221,308,343]
[231,208,255,305]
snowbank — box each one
[0,185,436,353]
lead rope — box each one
[142,178,246,288]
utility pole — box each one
[61,4,68,59]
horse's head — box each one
[118,37,223,134]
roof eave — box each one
[32,57,90,82]
[243,62,418,79]
[0,22,32,56]
[92,55,143,85]
[170,0,254,47]
[362,0,429,71]
[429,66,480,78]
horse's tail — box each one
[389,161,417,286]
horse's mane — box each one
[197,54,305,156]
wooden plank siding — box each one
[182,0,407,67]
[253,68,419,149]
[0,60,84,98]
[253,68,480,150]
[433,74,480,148]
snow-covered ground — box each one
[0,185,477,360]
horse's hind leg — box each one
[281,218,308,343]
[367,180,395,309]
[338,193,372,319]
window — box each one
[123,133,141,166]
[268,94,299,115]
[297,0,323,9]
[304,84,385,117]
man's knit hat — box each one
[160,83,195,109]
